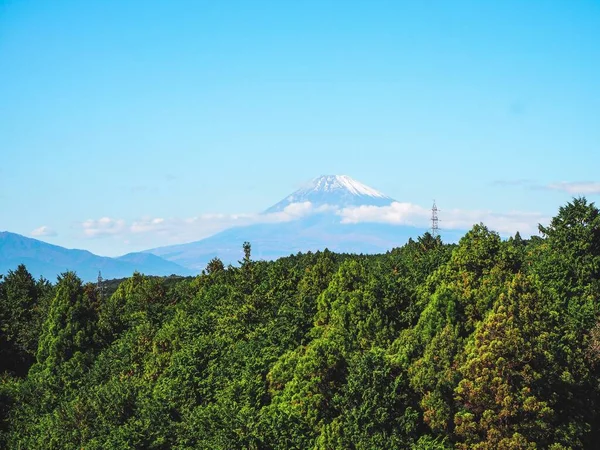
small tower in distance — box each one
[431,200,439,238]
[97,271,105,301]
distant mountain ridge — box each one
[147,175,445,270]
[0,232,194,281]
[147,216,428,271]
[2,175,451,279]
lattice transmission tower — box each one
[431,200,439,237]
[97,271,105,301]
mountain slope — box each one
[0,232,193,281]
[115,252,195,276]
[148,213,429,270]
[265,174,394,212]
[147,175,455,270]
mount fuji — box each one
[146,175,436,271]
[265,175,394,212]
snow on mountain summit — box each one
[301,175,388,198]
[264,175,395,213]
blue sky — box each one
[1,0,599,255]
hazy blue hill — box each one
[146,212,462,270]
[116,252,195,276]
[0,232,192,281]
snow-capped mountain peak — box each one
[300,175,388,198]
[265,175,394,213]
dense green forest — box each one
[1,198,600,449]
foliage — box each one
[1,199,599,449]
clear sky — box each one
[1,0,599,256]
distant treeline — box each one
[1,198,600,449]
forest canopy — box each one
[1,198,600,449]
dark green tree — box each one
[0,265,51,376]
[206,256,225,274]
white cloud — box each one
[82,217,127,237]
[279,201,315,218]
[130,217,167,234]
[339,202,430,226]
[261,202,334,223]
[547,182,600,195]
[339,202,548,236]
[78,202,325,244]
[78,200,549,249]
[439,209,548,235]
[31,225,57,237]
